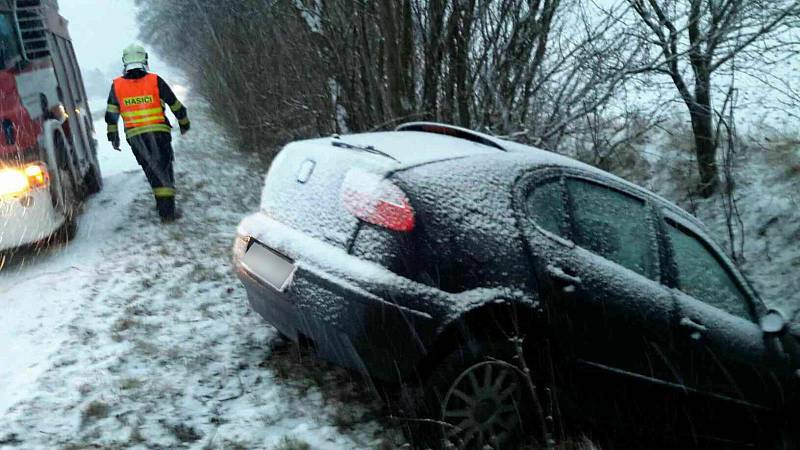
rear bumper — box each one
[234,213,455,382]
[0,189,64,251]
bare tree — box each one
[625,0,800,197]
[301,0,647,147]
[137,0,653,164]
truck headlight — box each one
[0,162,50,198]
[0,168,29,197]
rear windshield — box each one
[0,13,22,69]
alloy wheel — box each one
[440,360,525,449]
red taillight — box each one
[341,169,415,232]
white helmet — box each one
[122,43,148,72]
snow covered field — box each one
[0,103,401,449]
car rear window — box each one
[567,178,658,280]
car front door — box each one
[518,171,684,431]
[662,215,786,441]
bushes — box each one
[136,0,332,159]
[136,1,647,161]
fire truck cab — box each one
[0,0,101,252]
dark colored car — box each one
[233,122,800,449]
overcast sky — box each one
[58,0,172,78]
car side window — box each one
[526,178,567,238]
[567,178,658,280]
[666,221,752,320]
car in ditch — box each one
[233,122,800,449]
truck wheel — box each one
[84,132,103,194]
[54,166,78,242]
[402,339,542,450]
[84,159,103,194]
[50,136,80,244]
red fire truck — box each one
[0,0,101,251]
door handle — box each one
[680,317,708,340]
[545,265,582,286]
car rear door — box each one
[661,215,786,438]
[518,170,683,427]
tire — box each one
[54,166,78,243]
[84,134,103,194]
[84,159,103,194]
[401,339,547,450]
[49,137,80,244]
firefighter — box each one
[105,43,190,223]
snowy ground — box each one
[0,102,402,449]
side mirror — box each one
[760,309,788,336]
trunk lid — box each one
[260,132,499,249]
[260,138,393,249]
[261,131,497,248]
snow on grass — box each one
[0,102,403,450]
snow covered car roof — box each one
[286,131,500,169]
[286,123,704,232]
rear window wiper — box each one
[331,139,399,163]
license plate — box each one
[241,241,297,291]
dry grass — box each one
[80,400,109,427]
[262,337,403,446]
[264,337,381,408]
[757,127,800,179]
[167,422,203,443]
[272,435,312,450]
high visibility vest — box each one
[113,73,171,138]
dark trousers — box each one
[127,131,176,219]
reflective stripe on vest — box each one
[113,73,169,137]
[153,187,176,198]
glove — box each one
[108,132,121,151]
[180,120,190,135]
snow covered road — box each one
[0,104,399,449]
[0,112,143,416]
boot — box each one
[156,196,176,223]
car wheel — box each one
[403,339,546,450]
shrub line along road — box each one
[0,101,400,450]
